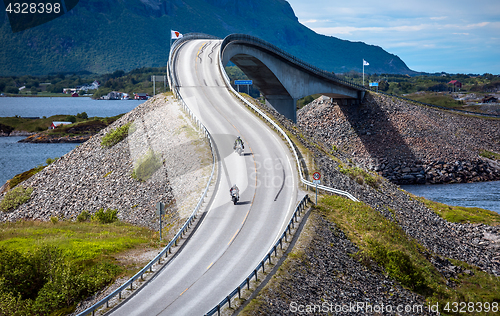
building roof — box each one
[52,121,73,125]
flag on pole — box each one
[363,59,369,66]
[171,30,183,39]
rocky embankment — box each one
[245,213,433,315]
[298,93,500,184]
[255,99,500,278]
[0,95,211,231]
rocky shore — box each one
[18,133,91,143]
[298,93,500,185]
[0,95,211,231]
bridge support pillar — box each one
[265,95,297,122]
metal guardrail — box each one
[205,194,310,316]
[217,35,360,202]
[220,34,365,93]
[76,35,218,316]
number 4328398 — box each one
[5,2,61,14]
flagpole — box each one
[363,60,365,87]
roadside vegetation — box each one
[244,195,500,315]
[0,216,158,315]
[316,196,500,314]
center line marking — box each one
[180,287,189,296]
[207,262,214,269]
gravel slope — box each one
[0,94,212,231]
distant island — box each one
[0,113,123,143]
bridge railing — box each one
[76,34,218,316]
[204,194,310,316]
[220,34,366,93]
[218,38,360,202]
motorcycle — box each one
[230,190,239,205]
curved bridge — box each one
[220,34,366,122]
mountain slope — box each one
[0,0,414,75]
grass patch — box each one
[316,195,500,314]
[0,219,156,315]
[339,165,382,189]
[412,195,500,226]
[131,148,163,181]
[0,186,33,212]
[479,149,500,161]
[404,92,465,109]
[100,121,133,148]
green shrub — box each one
[77,210,91,222]
[65,116,76,123]
[365,239,426,292]
[0,186,33,212]
[50,217,59,224]
[100,122,132,148]
[131,149,163,181]
[0,245,120,315]
[76,112,88,120]
[91,208,118,224]
[45,157,58,165]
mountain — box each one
[0,0,415,76]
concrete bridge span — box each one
[220,34,366,122]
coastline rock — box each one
[298,93,500,185]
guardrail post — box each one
[228,296,231,309]
[119,291,121,299]
[254,269,258,281]
[238,286,241,299]
[247,277,250,289]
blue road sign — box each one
[234,80,253,85]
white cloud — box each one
[286,0,500,73]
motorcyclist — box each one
[229,184,240,199]
[233,136,244,150]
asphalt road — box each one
[109,38,300,316]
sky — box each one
[285,0,500,74]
